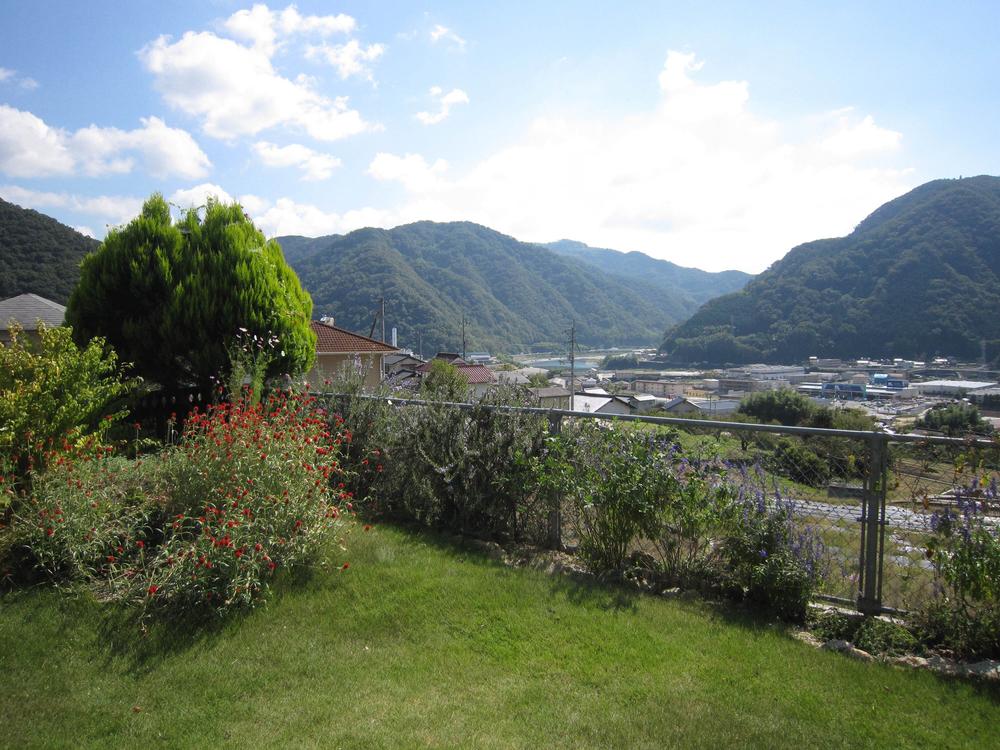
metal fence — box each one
[327,393,1000,617]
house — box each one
[0,293,66,344]
[415,353,497,399]
[528,386,571,409]
[662,396,741,416]
[572,394,632,416]
[308,318,399,390]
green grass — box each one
[2,524,999,749]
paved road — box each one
[791,498,1000,533]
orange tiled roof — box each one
[311,320,398,354]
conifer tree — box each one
[66,194,315,388]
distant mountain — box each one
[0,198,98,303]
[545,240,751,307]
[280,221,704,354]
[661,176,1000,365]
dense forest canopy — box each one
[0,198,99,303]
[280,221,738,355]
[661,176,1000,365]
[546,239,750,308]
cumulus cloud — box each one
[429,24,465,50]
[305,39,385,81]
[0,184,143,227]
[239,195,399,237]
[169,183,235,209]
[821,110,902,157]
[0,106,209,179]
[416,86,469,125]
[365,51,914,272]
[140,31,372,141]
[368,152,448,192]
[74,225,96,238]
[223,4,356,56]
[252,141,341,180]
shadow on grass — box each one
[94,563,320,677]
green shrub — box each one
[854,617,919,656]
[336,384,548,541]
[0,322,135,494]
[13,390,350,613]
[722,490,826,622]
[914,484,1000,658]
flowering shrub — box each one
[15,390,350,613]
[721,474,827,622]
[915,475,1000,657]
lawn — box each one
[2,523,998,749]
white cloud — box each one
[241,195,398,237]
[821,111,902,157]
[252,141,341,180]
[365,51,914,272]
[416,86,469,125]
[74,225,96,238]
[306,40,385,81]
[141,31,372,141]
[0,67,37,89]
[0,105,209,179]
[429,24,466,50]
[223,3,355,56]
[0,106,74,177]
[368,152,448,192]
[169,183,235,210]
[0,184,143,226]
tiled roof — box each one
[414,361,496,384]
[0,293,66,331]
[458,364,496,384]
[310,320,398,354]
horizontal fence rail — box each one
[320,391,1000,617]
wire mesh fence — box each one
[327,392,1000,617]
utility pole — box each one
[381,296,386,344]
[417,331,423,360]
[567,321,576,411]
[462,315,467,360]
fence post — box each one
[546,412,563,550]
[857,434,888,615]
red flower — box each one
[341,562,350,571]
[136,540,145,549]
[363,524,372,532]
[107,555,116,563]
[147,585,159,596]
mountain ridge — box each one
[660,175,1000,365]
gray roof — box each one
[529,386,571,399]
[0,293,66,331]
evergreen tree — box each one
[66,194,315,388]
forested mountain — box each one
[0,198,98,303]
[661,176,1000,365]
[281,221,702,354]
[546,240,751,307]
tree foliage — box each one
[916,403,993,436]
[66,194,315,388]
[738,389,817,426]
[1,323,135,489]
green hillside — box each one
[546,239,751,307]
[0,198,99,303]
[661,176,1000,365]
[281,221,694,355]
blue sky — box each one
[1,1,998,272]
